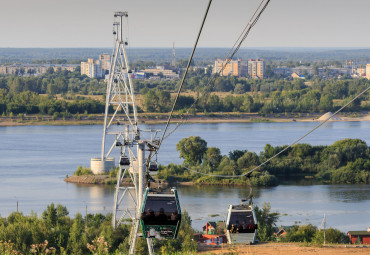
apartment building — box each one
[141,66,179,79]
[81,58,103,78]
[248,59,265,79]
[213,59,245,77]
[0,64,77,75]
[99,54,111,73]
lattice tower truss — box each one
[101,11,157,255]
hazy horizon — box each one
[1,0,369,48]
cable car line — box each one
[183,84,370,179]
[158,0,213,152]
[138,0,214,243]
[160,0,272,141]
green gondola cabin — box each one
[140,188,181,239]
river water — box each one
[0,121,369,232]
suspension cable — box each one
[157,0,213,151]
[162,0,271,139]
[184,84,370,178]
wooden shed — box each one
[347,230,370,244]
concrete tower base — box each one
[91,157,115,174]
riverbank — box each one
[64,174,169,188]
[64,174,115,185]
[1,112,370,127]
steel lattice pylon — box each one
[101,11,155,255]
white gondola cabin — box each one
[226,204,258,244]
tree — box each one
[46,67,54,74]
[204,147,222,169]
[42,203,57,227]
[229,149,247,162]
[254,203,279,241]
[312,228,348,244]
[237,151,260,169]
[67,213,87,255]
[217,156,238,175]
[176,136,207,165]
[234,83,245,94]
[285,224,317,242]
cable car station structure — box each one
[98,12,182,255]
[90,1,370,253]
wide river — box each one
[0,121,369,232]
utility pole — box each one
[319,214,326,245]
[323,214,326,245]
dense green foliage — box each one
[280,224,349,244]
[136,73,370,114]
[254,203,279,241]
[159,137,370,186]
[0,68,109,116]
[0,89,105,116]
[263,138,370,183]
[74,166,93,176]
[2,65,369,116]
[0,204,197,255]
[0,68,105,95]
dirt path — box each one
[198,243,370,255]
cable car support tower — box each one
[101,11,157,255]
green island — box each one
[66,137,370,187]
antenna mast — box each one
[171,42,176,67]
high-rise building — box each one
[213,59,245,77]
[99,54,111,73]
[81,58,103,78]
[366,64,370,80]
[248,59,265,79]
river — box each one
[0,121,369,232]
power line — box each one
[184,83,370,178]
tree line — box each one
[158,136,370,186]
[0,90,105,115]
[1,66,369,116]
[0,203,196,255]
[0,68,105,96]
[139,76,370,114]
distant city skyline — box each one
[1,0,370,48]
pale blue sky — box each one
[0,0,369,48]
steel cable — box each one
[162,0,271,139]
[184,84,370,178]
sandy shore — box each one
[1,113,370,127]
[198,243,370,255]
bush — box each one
[74,165,93,176]
[250,171,279,186]
[109,167,119,178]
[312,228,349,244]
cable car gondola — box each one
[148,161,158,172]
[226,203,258,244]
[119,156,130,168]
[140,188,181,239]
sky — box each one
[0,0,369,48]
